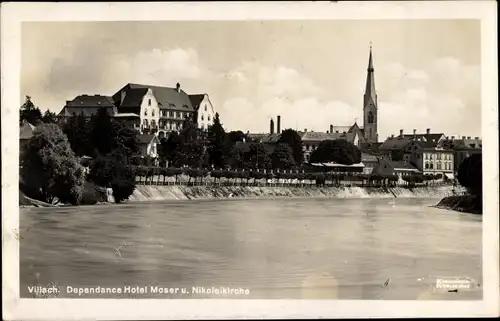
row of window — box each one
[304,144,318,151]
[158,120,183,130]
[425,162,453,170]
[424,153,453,160]
[200,114,211,122]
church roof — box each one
[364,46,377,105]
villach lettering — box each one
[192,286,250,295]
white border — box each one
[1,1,498,319]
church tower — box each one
[363,44,378,143]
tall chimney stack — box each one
[413,129,417,137]
[426,128,430,135]
[270,118,275,135]
[330,124,333,134]
[176,82,181,93]
[277,115,281,134]
[399,129,404,137]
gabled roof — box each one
[361,152,379,163]
[402,133,444,147]
[442,138,483,150]
[138,134,159,145]
[188,94,205,111]
[65,94,116,108]
[112,83,195,113]
[359,142,383,154]
[301,131,344,142]
[20,121,36,140]
[330,125,351,134]
[247,133,268,142]
[390,161,419,171]
[379,137,411,151]
[261,133,282,143]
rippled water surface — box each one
[20,197,482,299]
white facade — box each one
[197,95,216,131]
[140,89,160,131]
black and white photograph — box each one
[2,1,498,320]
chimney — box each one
[462,136,466,139]
[399,129,403,137]
[176,82,181,93]
[391,134,394,138]
[413,129,416,137]
[304,128,308,132]
[475,136,479,140]
[277,115,281,134]
[335,130,339,133]
[426,128,430,135]
[467,136,471,139]
[451,136,455,140]
[270,119,275,135]
[330,124,333,133]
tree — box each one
[271,143,296,170]
[207,112,227,168]
[309,139,361,165]
[41,110,58,124]
[226,130,249,145]
[159,132,182,165]
[20,96,43,126]
[88,149,136,203]
[278,129,304,164]
[112,120,140,157]
[20,123,85,205]
[457,154,482,197]
[89,107,116,155]
[246,143,271,169]
[62,113,93,157]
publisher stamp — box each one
[434,277,473,290]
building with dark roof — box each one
[58,82,212,137]
[440,136,482,171]
[20,121,36,150]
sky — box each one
[21,20,481,139]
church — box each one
[254,46,381,160]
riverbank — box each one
[128,185,458,202]
[435,194,482,214]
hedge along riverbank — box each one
[130,166,447,188]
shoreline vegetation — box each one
[434,194,482,215]
[19,103,481,214]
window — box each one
[143,119,149,127]
[305,145,310,150]
[204,104,207,112]
[437,163,441,170]
[208,115,211,121]
[169,111,174,117]
[148,99,151,106]
[368,111,374,124]
[144,109,148,116]
[425,163,429,169]
[177,112,181,118]
[430,163,433,169]
[152,109,155,117]
[184,112,189,119]
[201,115,204,121]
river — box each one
[20,197,482,300]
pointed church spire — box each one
[365,44,376,103]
